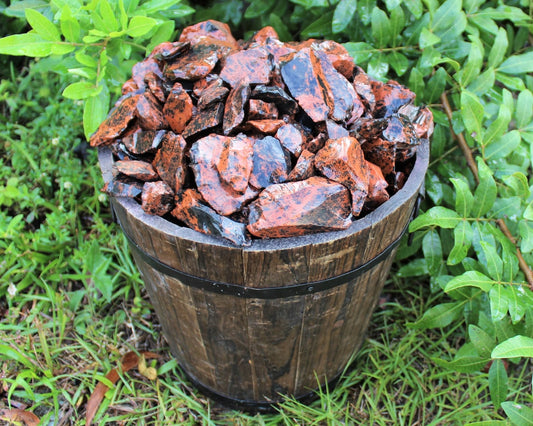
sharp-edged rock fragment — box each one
[287,150,315,181]
[190,135,258,216]
[220,47,272,87]
[114,160,159,181]
[122,129,165,155]
[365,160,390,207]
[172,189,249,246]
[223,84,250,135]
[247,176,353,238]
[217,135,254,193]
[372,80,415,118]
[153,131,188,193]
[103,177,143,198]
[136,92,168,130]
[248,99,278,120]
[314,136,369,216]
[249,136,291,189]
[142,180,174,216]
[251,85,299,115]
[245,119,286,134]
[182,102,224,139]
[275,123,305,157]
[163,82,193,134]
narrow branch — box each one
[440,91,533,289]
[440,92,479,184]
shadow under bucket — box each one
[98,138,429,410]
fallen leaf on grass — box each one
[0,408,40,426]
[85,351,159,425]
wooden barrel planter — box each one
[98,138,428,409]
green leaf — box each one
[332,0,357,34]
[0,344,36,369]
[269,14,292,42]
[490,285,509,321]
[397,258,428,277]
[483,104,511,147]
[515,89,533,130]
[409,206,462,231]
[83,85,110,139]
[504,285,526,324]
[25,8,61,42]
[0,33,53,57]
[485,130,521,160]
[60,5,80,42]
[501,402,533,426]
[488,359,508,409]
[388,51,409,76]
[371,6,391,47]
[147,20,174,52]
[244,0,273,18]
[389,6,405,42]
[499,52,533,75]
[404,0,423,18]
[519,221,533,253]
[343,42,373,63]
[524,202,533,221]
[408,67,425,98]
[425,67,446,103]
[492,335,533,358]
[445,271,495,293]
[366,55,389,80]
[301,12,334,39]
[99,0,118,32]
[448,221,473,265]
[450,177,473,217]
[479,241,503,281]
[423,229,443,276]
[472,159,497,217]
[487,27,508,69]
[461,90,483,139]
[136,0,181,14]
[460,36,484,87]
[469,324,495,358]
[433,343,487,373]
[431,0,467,40]
[419,27,441,48]
[495,72,526,91]
[467,67,495,96]
[127,16,157,37]
[62,82,100,100]
[409,302,464,329]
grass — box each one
[1,63,532,425]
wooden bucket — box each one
[98,138,428,409]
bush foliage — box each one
[1,0,533,422]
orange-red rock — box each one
[182,102,224,139]
[190,135,258,216]
[217,135,254,194]
[275,123,305,157]
[163,82,193,134]
[223,84,250,135]
[382,114,419,162]
[142,180,174,216]
[249,136,290,189]
[248,99,278,120]
[246,119,286,134]
[178,20,238,48]
[153,131,188,193]
[365,160,390,207]
[287,150,315,181]
[103,178,143,198]
[122,129,164,155]
[361,137,396,176]
[197,85,229,110]
[316,40,356,80]
[372,79,415,118]
[314,137,369,216]
[90,94,140,147]
[326,120,349,139]
[171,189,249,246]
[145,71,167,103]
[251,85,298,115]
[114,160,159,181]
[247,176,352,238]
[220,47,272,87]
[136,92,168,130]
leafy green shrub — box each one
[1,0,533,422]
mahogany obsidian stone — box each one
[247,176,353,238]
[93,20,432,245]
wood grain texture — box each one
[99,139,429,403]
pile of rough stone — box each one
[91,20,433,246]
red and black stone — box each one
[245,119,286,135]
[217,135,254,194]
[136,92,168,130]
[361,137,396,176]
[141,180,175,216]
[182,102,224,139]
[314,136,369,216]
[223,84,251,135]
[382,114,419,162]
[172,189,249,246]
[287,150,315,181]
[163,82,193,134]
[144,71,167,103]
[275,123,305,157]
[103,177,143,198]
[90,94,140,147]
[326,120,349,139]
[246,176,353,238]
[153,131,188,193]
[249,136,291,189]
[248,99,279,120]
[220,47,272,88]
[190,134,258,216]
[251,85,299,116]
[197,85,230,110]
[371,79,416,118]
[365,160,390,207]
[114,160,159,181]
[122,129,165,155]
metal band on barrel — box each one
[115,198,419,300]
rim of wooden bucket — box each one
[98,138,429,252]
